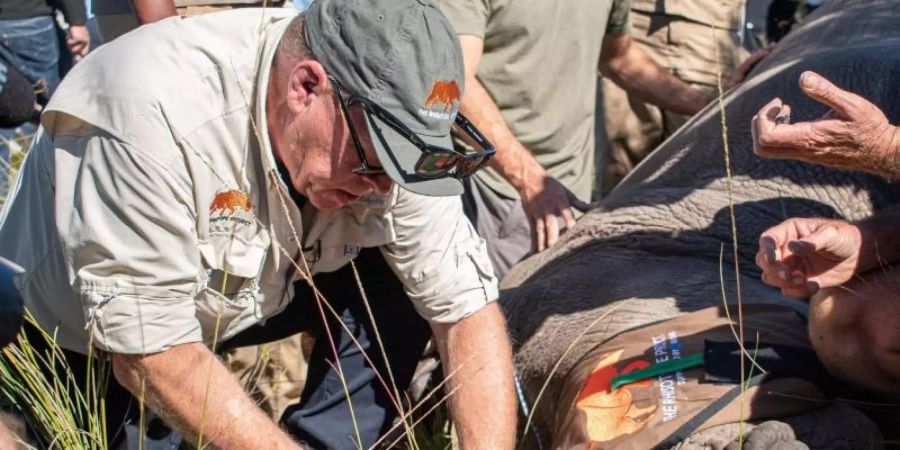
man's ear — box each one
[286,59,330,112]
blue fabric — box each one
[0,15,61,104]
[0,15,59,174]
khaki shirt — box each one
[629,0,748,87]
[0,9,497,355]
[435,0,631,202]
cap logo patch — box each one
[210,190,252,215]
[422,79,460,113]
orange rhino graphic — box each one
[423,79,460,113]
[210,190,251,215]
[576,349,657,443]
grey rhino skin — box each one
[500,0,900,448]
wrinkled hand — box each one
[66,25,90,57]
[756,217,862,298]
[751,71,900,177]
[520,174,590,252]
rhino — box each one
[500,1,900,448]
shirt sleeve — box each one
[607,0,632,35]
[57,130,203,354]
[50,0,87,26]
[434,0,491,38]
[380,191,498,323]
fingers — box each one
[534,218,546,253]
[798,71,866,120]
[753,97,819,159]
[66,37,88,56]
[561,207,577,231]
[544,214,560,250]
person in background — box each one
[436,0,728,279]
[767,0,826,43]
[0,0,89,169]
[599,0,756,195]
[92,0,285,41]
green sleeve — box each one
[606,0,632,35]
[434,0,491,38]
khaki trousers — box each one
[96,3,285,42]
[599,7,749,195]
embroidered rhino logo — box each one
[210,190,251,215]
[422,79,460,113]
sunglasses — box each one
[329,76,495,180]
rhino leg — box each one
[668,404,882,450]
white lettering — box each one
[417,108,452,121]
[658,375,679,422]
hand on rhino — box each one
[752,71,900,178]
[756,217,862,298]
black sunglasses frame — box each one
[328,75,496,180]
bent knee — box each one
[810,282,900,396]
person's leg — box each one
[223,334,310,419]
[0,16,61,103]
[279,248,432,450]
[808,266,900,396]
[0,16,60,170]
[461,175,531,280]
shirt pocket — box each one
[195,222,271,341]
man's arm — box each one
[112,342,299,449]
[432,302,516,450]
[458,35,588,252]
[600,33,710,115]
[130,0,178,25]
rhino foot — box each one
[668,404,882,450]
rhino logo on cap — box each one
[422,79,460,113]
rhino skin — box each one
[500,0,900,447]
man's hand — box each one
[756,217,862,298]
[751,71,900,178]
[520,170,590,251]
[66,26,90,57]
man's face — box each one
[278,88,394,210]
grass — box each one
[0,313,108,450]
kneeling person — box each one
[0,1,516,448]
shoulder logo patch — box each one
[210,190,252,215]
